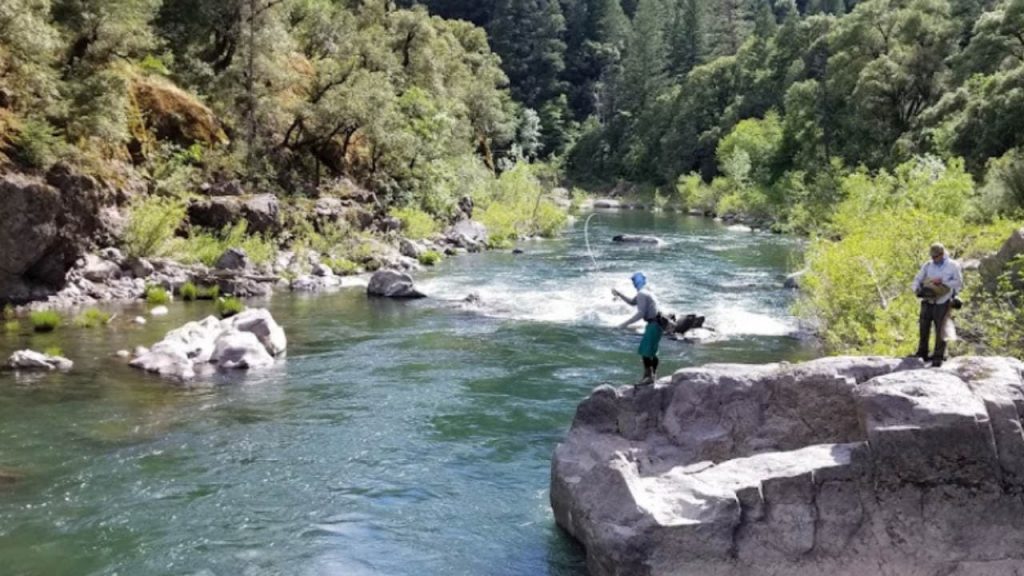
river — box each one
[0,211,816,575]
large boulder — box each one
[188,194,281,235]
[0,164,127,303]
[0,174,62,298]
[367,269,426,299]
[130,309,286,381]
[551,356,1024,576]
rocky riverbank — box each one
[552,355,1024,576]
[0,163,493,311]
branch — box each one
[859,256,890,310]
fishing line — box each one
[584,212,599,270]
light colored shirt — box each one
[621,288,660,325]
[911,258,963,305]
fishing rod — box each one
[584,212,599,270]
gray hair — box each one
[930,243,946,257]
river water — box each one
[0,211,815,576]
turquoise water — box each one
[0,212,815,575]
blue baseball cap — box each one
[631,272,646,290]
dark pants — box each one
[916,301,950,361]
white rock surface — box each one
[129,308,286,381]
[551,356,1024,576]
[5,349,73,371]
[150,306,169,316]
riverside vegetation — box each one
[0,0,1022,359]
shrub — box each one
[476,163,568,245]
[4,320,19,333]
[196,285,220,300]
[30,310,61,332]
[419,250,442,266]
[123,196,187,258]
[73,308,112,328]
[391,206,441,240]
[179,282,198,301]
[2,304,14,320]
[169,221,276,267]
[323,257,358,275]
[43,346,64,358]
[217,297,244,318]
[145,286,171,305]
[13,117,62,169]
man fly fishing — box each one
[613,272,663,385]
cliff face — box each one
[551,356,1024,576]
[0,165,131,304]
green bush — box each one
[392,206,440,240]
[796,157,975,354]
[43,346,64,358]
[13,117,62,169]
[4,320,20,333]
[180,282,198,301]
[73,308,112,328]
[196,285,220,300]
[476,163,568,245]
[169,221,276,267]
[217,297,245,318]
[2,304,14,320]
[323,257,358,275]
[145,286,171,305]
[30,310,61,332]
[418,250,442,266]
[123,196,187,258]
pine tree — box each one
[489,0,568,109]
[619,0,668,114]
[667,0,704,78]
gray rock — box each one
[188,196,240,231]
[124,256,155,278]
[399,238,424,259]
[446,220,488,248]
[312,263,333,277]
[5,349,73,371]
[211,330,274,369]
[980,227,1024,290]
[130,308,286,381]
[240,194,280,234]
[150,306,169,316]
[612,234,665,246]
[221,308,287,357]
[551,356,1024,576]
[367,269,426,299]
[214,248,249,271]
[81,253,122,282]
[593,199,621,209]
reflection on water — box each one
[0,211,814,575]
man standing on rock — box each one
[911,243,963,367]
[613,272,663,385]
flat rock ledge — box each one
[551,356,1024,576]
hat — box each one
[631,272,646,290]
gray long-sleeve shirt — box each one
[911,258,963,305]
[621,288,660,325]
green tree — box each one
[667,0,704,78]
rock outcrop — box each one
[188,194,282,235]
[130,308,287,380]
[0,164,134,304]
[551,356,1024,576]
